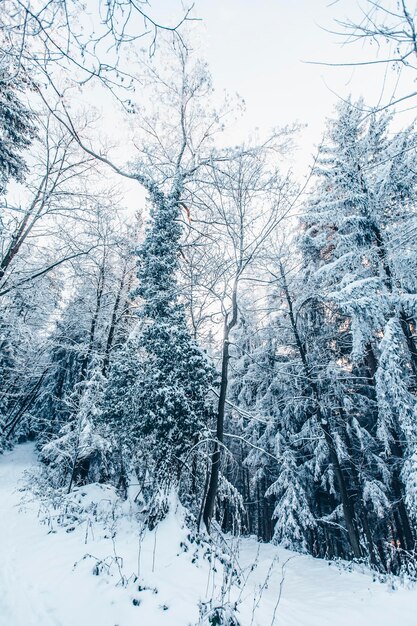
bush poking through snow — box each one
[198,602,241,626]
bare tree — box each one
[0,108,122,297]
[185,141,297,530]
[327,0,417,111]
[0,1,195,92]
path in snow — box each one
[1,443,417,626]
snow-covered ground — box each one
[1,443,417,626]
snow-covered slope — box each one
[1,444,416,626]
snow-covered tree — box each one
[0,67,36,195]
[266,446,316,552]
[102,182,216,524]
[299,98,417,564]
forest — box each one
[1,1,417,625]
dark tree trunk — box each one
[202,327,230,530]
[80,263,105,381]
[202,276,240,531]
[3,371,47,439]
[102,262,128,376]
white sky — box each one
[81,0,417,208]
[194,0,416,165]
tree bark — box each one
[202,277,239,531]
[80,262,105,381]
[202,324,230,530]
[102,261,128,376]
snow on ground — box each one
[1,443,417,626]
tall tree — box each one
[300,98,417,563]
[0,67,36,195]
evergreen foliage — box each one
[0,67,36,194]
[102,183,215,519]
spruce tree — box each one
[134,184,216,480]
[103,182,215,521]
[0,68,36,195]
[300,98,417,565]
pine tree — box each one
[133,184,216,480]
[103,182,215,522]
[266,445,316,553]
[300,98,417,566]
[0,67,36,195]
[40,366,110,491]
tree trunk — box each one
[202,270,240,532]
[102,262,128,376]
[80,263,105,381]
[3,372,46,439]
[202,325,230,530]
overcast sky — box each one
[89,0,417,208]
[194,0,415,164]
[136,1,415,167]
